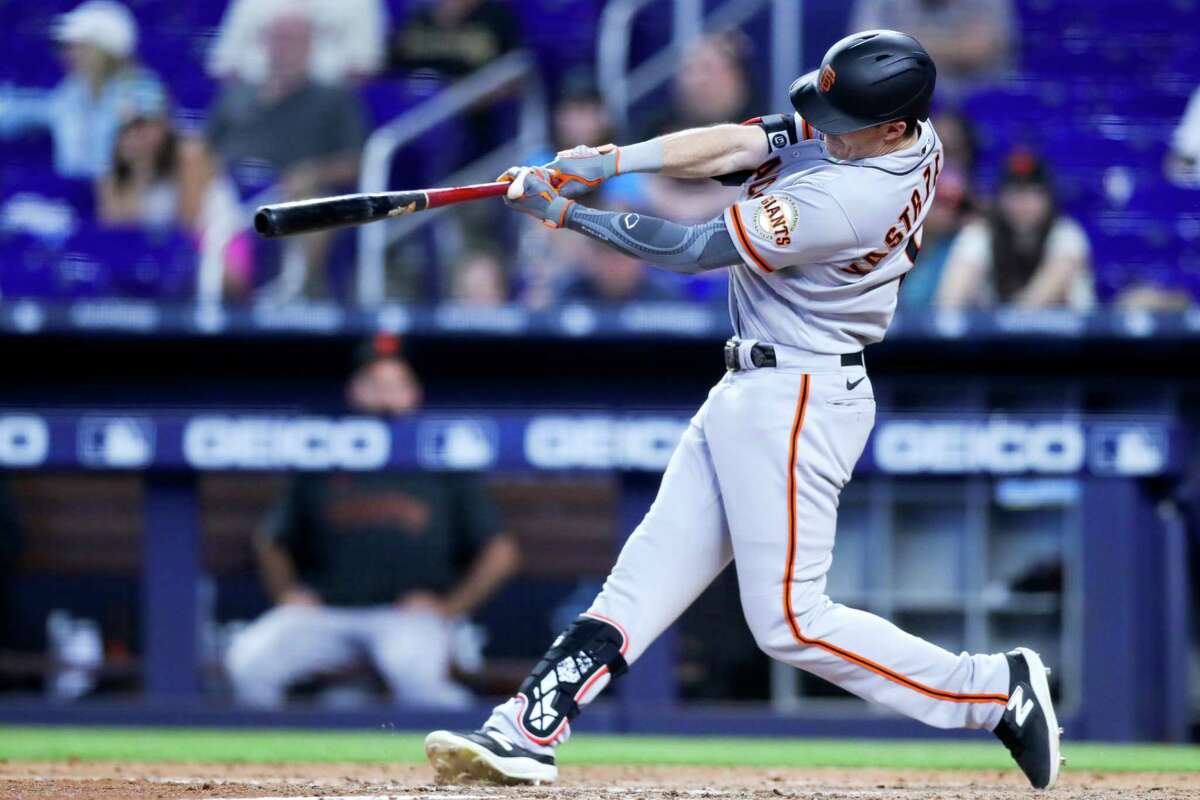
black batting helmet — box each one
[790,30,936,135]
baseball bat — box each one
[254,181,511,238]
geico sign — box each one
[0,415,49,466]
[873,420,1084,474]
[525,416,686,470]
[183,416,390,470]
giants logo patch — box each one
[751,194,798,247]
[819,65,837,93]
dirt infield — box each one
[1,761,1197,799]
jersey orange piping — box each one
[782,374,1009,706]
[728,203,774,274]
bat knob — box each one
[254,207,279,238]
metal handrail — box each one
[355,51,547,306]
[598,0,800,137]
[598,0,686,136]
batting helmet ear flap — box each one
[790,30,936,135]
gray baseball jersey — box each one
[723,115,944,353]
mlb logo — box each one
[1088,424,1167,476]
[78,417,155,468]
[417,419,498,470]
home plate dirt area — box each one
[1,762,1197,800]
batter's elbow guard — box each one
[517,615,629,743]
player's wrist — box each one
[614,138,663,175]
[543,195,574,228]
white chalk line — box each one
[210,796,490,800]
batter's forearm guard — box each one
[565,206,740,274]
[517,615,629,742]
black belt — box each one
[723,340,864,371]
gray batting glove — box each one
[541,144,620,198]
[503,167,575,228]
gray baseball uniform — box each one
[485,117,1011,752]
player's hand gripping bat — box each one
[253,173,567,238]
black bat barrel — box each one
[254,192,426,238]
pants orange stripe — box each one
[782,374,1008,706]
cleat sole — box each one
[425,730,556,786]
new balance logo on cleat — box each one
[994,648,1061,790]
[1007,685,1035,727]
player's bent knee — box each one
[741,591,824,660]
[224,614,299,686]
[516,615,629,743]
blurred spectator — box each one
[450,249,509,305]
[206,14,367,297]
[643,34,753,225]
[389,0,520,80]
[559,238,680,305]
[644,33,758,138]
[209,0,388,86]
[0,1,166,178]
[389,0,522,165]
[98,113,251,300]
[517,78,650,307]
[1166,85,1200,187]
[931,108,979,179]
[850,0,1016,95]
[225,336,520,709]
[937,150,1094,310]
[898,167,973,309]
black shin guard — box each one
[517,615,629,741]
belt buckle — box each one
[723,339,740,371]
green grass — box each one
[0,726,1198,773]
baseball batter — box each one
[426,30,1061,790]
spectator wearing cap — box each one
[937,150,1095,310]
[225,337,520,709]
[0,0,166,178]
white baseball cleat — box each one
[994,647,1061,789]
[425,728,558,785]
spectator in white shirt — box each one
[208,0,388,86]
[937,150,1094,311]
